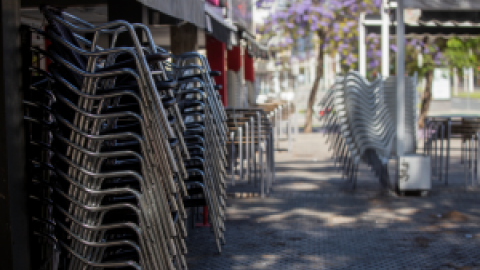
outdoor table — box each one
[425,114,480,186]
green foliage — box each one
[444,37,480,77]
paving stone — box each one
[187,133,480,270]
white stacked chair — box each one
[320,72,396,190]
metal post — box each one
[359,12,366,77]
[230,132,235,186]
[293,105,298,140]
[445,119,451,185]
[469,136,475,187]
[439,124,444,182]
[381,0,390,78]
[396,0,406,157]
[273,108,277,150]
[238,126,243,181]
[454,68,459,96]
[287,102,292,152]
[278,105,282,149]
[257,112,262,185]
[271,127,276,183]
[251,117,255,185]
[260,141,265,198]
[464,139,468,190]
[245,121,250,184]
[477,132,480,184]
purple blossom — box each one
[320,20,329,27]
[350,5,358,13]
[338,43,348,51]
[390,44,397,52]
[344,0,356,6]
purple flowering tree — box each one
[396,38,447,127]
[366,34,447,127]
[259,0,381,133]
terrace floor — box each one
[187,132,480,270]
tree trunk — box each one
[418,70,434,128]
[331,51,336,78]
[304,43,325,133]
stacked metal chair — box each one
[225,108,275,197]
[320,72,396,190]
[24,37,60,270]
[23,6,228,270]
[171,53,229,252]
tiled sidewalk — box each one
[186,133,480,270]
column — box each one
[244,47,256,106]
[359,12,366,77]
[396,0,405,156]
[381,0,390,78]
[227,45,242,107]
[0,0,31,269]
[206,35,227,105]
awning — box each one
[205,3,237,46]
[138,0,205,28]
[404,0,480,10]
[239,28,270,59]
[21,0,205,28]
[367,23,480,39]
[366,10,480,39]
